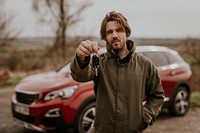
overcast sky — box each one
[4,0,200,39]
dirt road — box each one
[1,87,200,133]
[145,108,200,133]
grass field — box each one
[0,37,200,107]
[0,37,199,90]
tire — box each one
[168,86,190,116]
[75,102,96,133]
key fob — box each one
[92,54,99,76]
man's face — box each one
[105,21,127,51]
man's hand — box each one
[76,40,99,61]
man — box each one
[70,11,164,133]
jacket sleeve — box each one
[143,62,165,125]
[70,55,95,82]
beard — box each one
[111,42,126,54]
[106,37,127,54]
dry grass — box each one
[0,37,200,91]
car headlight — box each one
[44,85,78,101]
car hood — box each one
[15,71,73,92]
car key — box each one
[92,42,99,77]
[92,54,99,76]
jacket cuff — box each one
[76,55,90,69]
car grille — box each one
[13,111,34,124]
[16,92,40,105]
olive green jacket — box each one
[70,40,164,133]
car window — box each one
[163,52,184,64]
[140,52,169,67]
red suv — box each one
[11,45,192,133]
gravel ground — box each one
[145,108,200,133]
[1,87,200,133]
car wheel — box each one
[75,102,95,133]
[168,86,190,116]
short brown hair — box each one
[100,11,131,41]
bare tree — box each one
[0,0,19,46]
[32,0,92,59]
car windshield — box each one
[57,63,71,74]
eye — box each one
[106,30,113,35]
[116,28,125,32]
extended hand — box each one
[76,40,99,61]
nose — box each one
[112,31,118,37]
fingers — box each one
[76,40,99,61]
[78,43,91,56]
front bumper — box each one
[12,106,70,132]
[13,118,46,132]
[11,97,75,132]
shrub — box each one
[190,91,200,108]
